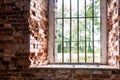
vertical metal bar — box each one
[85,0,87,63]
[62,0,64,63]
[92,0,95,63]
[70,0,72,63]
[77,0,79,63]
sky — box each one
[57,0,85,10]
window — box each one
[48,0,107,64]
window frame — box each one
[100,0,107,64]
[48,0,107,64]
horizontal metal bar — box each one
[54,63,105,65]
[56,40,100,42]
[56,17,100,19]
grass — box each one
[55,53,100,63]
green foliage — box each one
[56,0,100,54]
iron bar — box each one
[85,0,87,63]
[56,16,100,19]
[55,0,101,64]
[77,0,80,63]
[62,0,64,63]
[70,0,72,63]
[92,0,95,63]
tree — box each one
[56,0,100,54]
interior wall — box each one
[29,0,48,66]
[0,0,30,69]
[0,0,120,80]
[107,0,120,67]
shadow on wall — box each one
[0,0,30,69]
[0,0,48,69]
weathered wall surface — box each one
[0,0,120,80]
[107,0,120,67]
[0,0,48,68]
[29,0,48,66]
[0,0,30,69]
[1,68,120,80]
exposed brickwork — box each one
[107,0,120,67]
[0,0,30,69]
[0,69,120,80]
[29,0,48,66]
[0,0,48,68]
[0,0,120,80]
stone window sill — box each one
[30,64,119,70]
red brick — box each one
[5,6,12,11]
[73,74,90,79]
[92,74,110,79]
[4,0,12,3]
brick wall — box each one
[0,0,120,80]
[0,0,30,69]
[29,0,48,66]
[0,68,120,80]
[107,0,120,67]
[0,0,48,68]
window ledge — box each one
[30,64,119,70]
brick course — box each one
[0,0,120,80]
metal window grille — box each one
[55,0,101,63]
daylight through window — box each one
[55,0,101,63]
